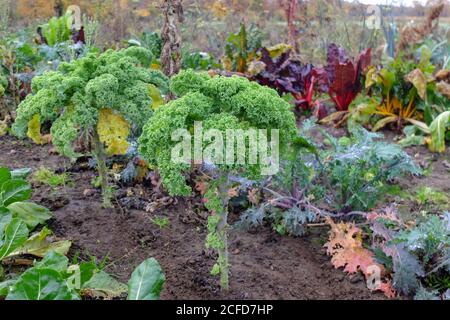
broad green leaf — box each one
[7,202,52,229]
[82,270,127,298]
[7,268,78,300]
[0,179,32,206]
[9,228,71,258]
[10,168,32,180]
[35,251,69,273]
[0,219,29,261]
[0,167,11,186]
[127,258,165,300]
[429,111,450,153]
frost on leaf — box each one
[97,109,130,156]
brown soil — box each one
[0,134,389,300]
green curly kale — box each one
[138,69,297,196]
[12,47,168,207]
[12,47,169,159]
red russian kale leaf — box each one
[326,44,372,111]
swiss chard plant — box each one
[1,250,165,300]
[12,47,169,207]
[252,48,329,118]
[223,23,263,73]
[0,166,71,269]
[321,43,372,124]
[138,69,297,290]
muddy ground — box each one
[1,132,449,300]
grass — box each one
[151,216,170,230]
[32,167,69,188]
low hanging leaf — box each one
[97,109,131,156]
[428,111,450,153]
[128,258,165,300]
[7,268,77,300]
[0,218,29,261]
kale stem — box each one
[216,173,230,291]
[92,130,112,208]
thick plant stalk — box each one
[160,0,184,78]
[279,0,299,52]
[216,179,230,291]
[91,130,112,208]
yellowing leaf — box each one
[265,43,293,59]
[436,81,450,99]
[27,114,49,145]
[405,69,427,100]
[148,84,165,110]
[97,109,130,156]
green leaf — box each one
[7,268,78,300]
[429,111,450,153]
[9,228,71,258]
[0,207,12,239]
[35,251,69,273]
[127,258,165,300]
[82,270,127,298]
[11,168,32,180]
[0,279,15,297]
[0,179,32,207]
[0,167,11,186]
[0,218,29,261]
[7,202,52,229]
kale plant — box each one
[12,47,168,207]
[138,69,297,290]
[321,126,422,211]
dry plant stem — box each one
[91,130,112,208]
[217,175,230,291]
[161,0,183,79]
